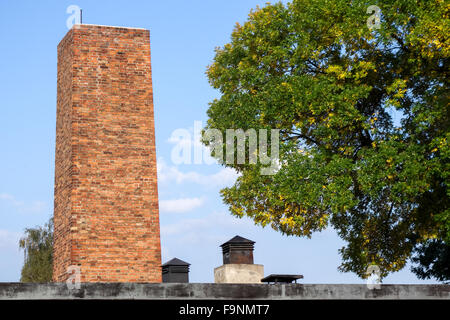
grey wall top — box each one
[0,283,449,300]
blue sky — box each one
[0,0,438,284]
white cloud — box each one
[167,122,218,165]
[28,201,46,213]
[161,216,210,236]
[0,193,46,214]
[157,158,239,187]
[159,197,205,213]
[0,229,22,249]
[168,130,197,147]
[0,193,24,206]
[160,211,253,243]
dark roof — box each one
[162,258,190,267]
[220,235,255,247]
[261,274,304,283]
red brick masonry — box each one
[53,24,161,282]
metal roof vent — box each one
[220,235,255,265]
[162,258,190,283]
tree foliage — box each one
[19,218,53,282]
[411,239,450,283]
[203,0,449,279]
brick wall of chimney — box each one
[53,25,161,282]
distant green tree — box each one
[19,218,53,282]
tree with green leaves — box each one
[203,0,449,280]
[411,239,450,283]
[19,218,53,282]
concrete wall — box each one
[0,283,449,300]
[214,264,264,284]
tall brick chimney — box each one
[53,24,161,282]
